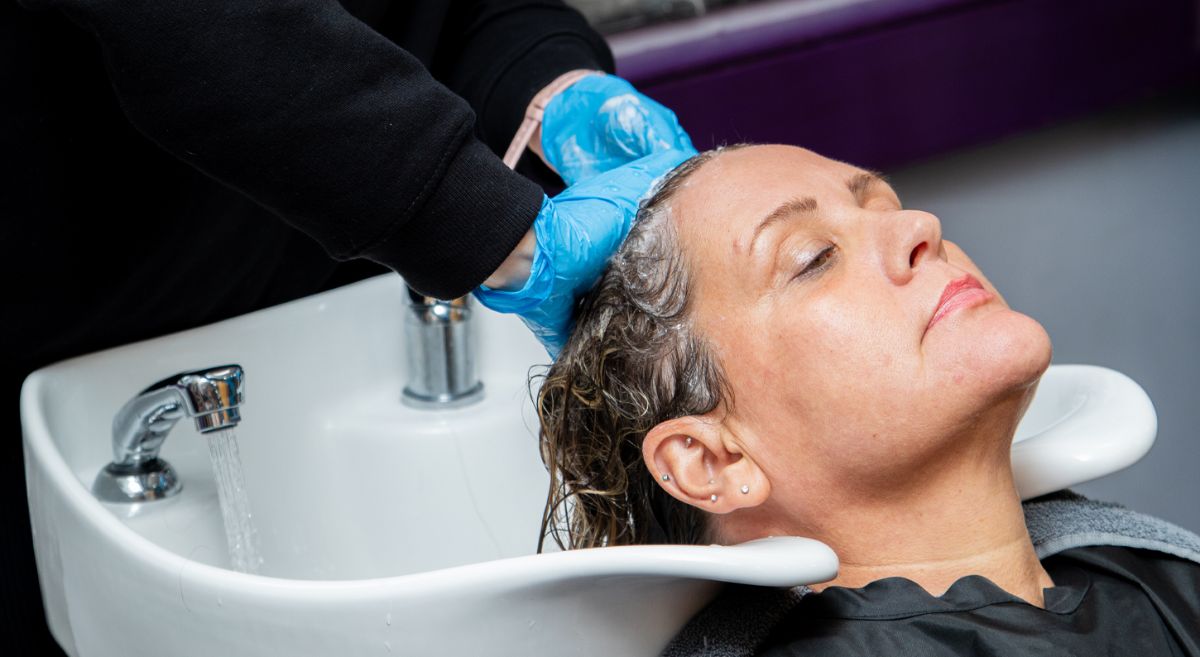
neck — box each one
[779,417,1053,606]
[809,487,1054,606]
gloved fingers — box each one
[597,91,695,162]
[557,148,697,215]
[541,75,696,186]
[538,149,698,306]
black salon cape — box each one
[757,546,1200,656]
[2,1,609,652]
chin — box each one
[937,306,1052,398]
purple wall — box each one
[612,0,1199,169]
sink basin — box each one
[21,274,1156,656]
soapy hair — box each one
[535,147,745,550]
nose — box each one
[882,209,943,285]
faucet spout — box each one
[139,364,244,436]
[94,365,244,503]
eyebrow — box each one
[749,170,890,253]
[848,170,888,205]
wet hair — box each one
[536,146,747,551]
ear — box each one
[642,415,770,514]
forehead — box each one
[668,145,862,252]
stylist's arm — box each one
[22,0,545,300]
[28,0,697,356]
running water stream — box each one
[206,428,263,574]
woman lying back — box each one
[536,145,1200,656]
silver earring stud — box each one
[661,474,670,482]
[740,484,750,494]
[685,437,693,447]
[710,494,718,502]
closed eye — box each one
[794,245,837,281]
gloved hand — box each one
[474,148,695,357]
[540,74,697,186]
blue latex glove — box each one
[541,74,696,186]
[474,149,695,358]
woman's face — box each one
[669,145,1052,501]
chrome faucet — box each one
[93,365,244,503]
[402,292,484,409]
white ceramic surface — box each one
[22,275,1155,656]
[1012,364,1158,500]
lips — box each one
[925,274,993,334]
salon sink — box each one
[1012,363,1157,499]
[20,275,836,657]
[21,274,1155,657]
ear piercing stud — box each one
[661,474,670,482]
[741,485,750,495]
[685,437,693,447]
[710,494,718,503]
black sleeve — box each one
[424,0,615,155]
[18,0,551,299]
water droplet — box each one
[384,641,392,652]
[385,612,392,626]
[217,596,223,607]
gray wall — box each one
[887,92,1200,532]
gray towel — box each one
[661,490,1200,657]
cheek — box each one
[739,293,910,429]
[792,298,903,378]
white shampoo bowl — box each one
[21,275,1155,656]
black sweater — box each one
[3,0,612,371]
